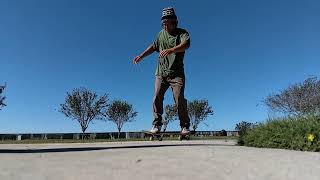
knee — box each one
[175,96,186,105]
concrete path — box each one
[0,140,319,180]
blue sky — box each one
[0,0,319,133]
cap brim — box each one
[161,15,177,20]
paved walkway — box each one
[0,140,319,180]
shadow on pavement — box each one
[0,143,236,154]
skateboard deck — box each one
[144,131,191,141]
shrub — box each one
[235,121,255,145]
[242,114,320,151]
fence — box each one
[0,131,239,141]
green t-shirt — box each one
[152,28,190,77]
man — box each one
[133,7,191,135]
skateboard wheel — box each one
[149,136,154,141]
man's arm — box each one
[159,40,190,58]
[140,44,157,58]
[133,44,156,64]
[171,40,190,53]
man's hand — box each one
[159,48,174,58]
[133,55,143,64]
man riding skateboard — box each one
[133,7,191,135]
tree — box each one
[60,88,108,139]
[264,77,320,116]
[188,99,214,132]
[163,104,177,132]
[235,121,254,136]
[235,121,254,145]
[0,84,6,111]
[104,100,137,138]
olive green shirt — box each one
[152,28,190,77]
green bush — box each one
[242,114,320,151]
[235,121,255,145]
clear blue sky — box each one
[1,0,319,133]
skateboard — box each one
[178,133,190,141]
[145,131,191,141]
[145,132,163,141]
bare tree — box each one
[188,99,214,132]
[264,77,320,116]
[104,100,137,138]
[60,88,108,139]
[0,84,6,111]
[162,104,177,132]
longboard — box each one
[144,131,191,141]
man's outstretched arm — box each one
[159,40,190,58]
[133,44,156,64]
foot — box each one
[181,127,190,135]
[150,125,161,134]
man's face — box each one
[162,19,176,33]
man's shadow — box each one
[0,143,235,154]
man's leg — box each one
[152,76,169,127]
[168,76,190,129]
